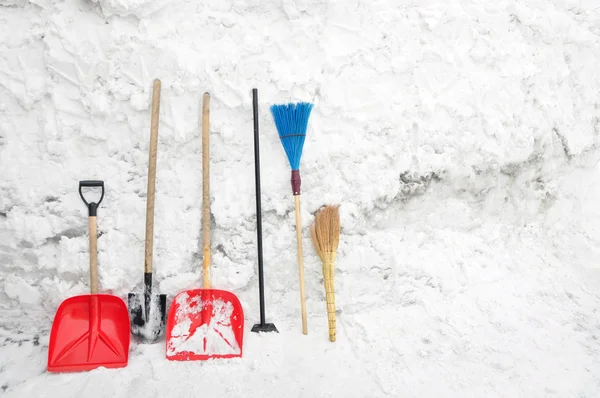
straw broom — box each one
[310,204,340,342]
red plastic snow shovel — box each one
[47,180,130,372]
[165,93,244,361]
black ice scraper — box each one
[128,79,167,343]
[251,88,278,334]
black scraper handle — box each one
[251,88,277,333]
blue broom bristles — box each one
[270,102,313,171]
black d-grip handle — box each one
[79,180,105,217]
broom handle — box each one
[294,195,308,335]
[202,92,211,289]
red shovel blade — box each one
[165,288,244,361]
[47,294,130,372]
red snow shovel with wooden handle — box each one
[165,92,244,361]
[47,181,130,372]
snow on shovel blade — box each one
[165,289,244,361]
[47,294,130,372]
[128,292,167,343]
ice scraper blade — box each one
[165,92,244,361]
[48,180,130,372]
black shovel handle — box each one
[79,180,105,217]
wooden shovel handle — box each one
[202,92,211,289]
[79,180,104,294]
[89,216,98,294]
[145,79,161,273]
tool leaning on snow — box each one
[128,78,167,344]
[270,101,314,335]
[310,204,341,342]
[47,181,130,372]
[165,92,244,361]
[251,88,278,334]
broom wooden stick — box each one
[270,101,314,335]
[310,204,340,342]
[294,195,307,335]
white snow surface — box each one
[2,0,600,396]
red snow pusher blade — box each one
[165,288,244,360]
[48,294,131,372]
[165,93,244,361]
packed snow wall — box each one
[2,0,600,338]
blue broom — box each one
[270,101,313,335]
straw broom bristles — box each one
[310,204,340,342]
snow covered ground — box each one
[2,0,600,396]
